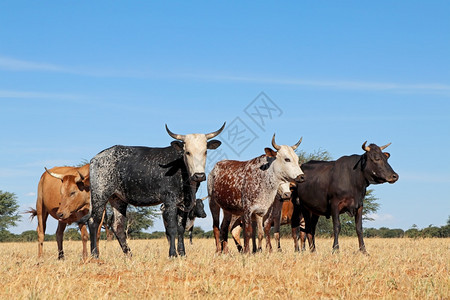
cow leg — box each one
[230,216,243,252]
[220,212,232,254]
[88,191,108,258]
[109,197,131,255]
[209,198,221,253]
[251,219,257,253]
[331,208,341,253]
[162,204,178,257]
[36,210,48,258]
[56,221,66,260]
[299,215,306,251]
[264,216,273,253]
[189,227,193,245]
[355,206,367,254]
[255,215,264,252]
[291,202,302,252]
[79,222,89,261]
[308,214,319,252]
[272,204,282,252]
[176,211,187,256]
[243,212,253,254]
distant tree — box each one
[0,230,15,242]
[405,228,420,238]
[296,148,332,164]
[65,228,81,240]
[126,206,159,238]
[19,230,38,242]
[421,225,442,238]
[0,191,21,231]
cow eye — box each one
[285,158,291,162]
[374,156,381,162]
[70,191,76,196]
[186,151,191,156]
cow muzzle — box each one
[388,173,399,184]
[280,192,291,201]
[295,174,306,183]
[191,172,206,182]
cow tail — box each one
[24,208,37,221]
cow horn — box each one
[362,141,371,152]
[45,167,64,180]
[76,170,85,182]
[272,134,281,150]
[165,124,186,141]
[200,196,209,201]
[205,122,226,140]
[291,137,303,150]
[380,142,391,150]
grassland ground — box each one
[1,237,448,299]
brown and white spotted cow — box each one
[227,182,306,253]
[225,181,292,252]
[208,134,305,254]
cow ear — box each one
[171,141,184,151]
[264,148,277,157]
[384,152,390,159]
[207,140,221,150]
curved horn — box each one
[380,142,391,150]
[45,167,64,180]
[200,196,209,201]
[362,141,371,152]
[165,124,185,141]
[205,122,226,140]
[271,134,281,150]
[76,170,85,182]
[291,137,303,150]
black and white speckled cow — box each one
[88,123,225,257]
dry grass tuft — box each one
[1,237,448,299]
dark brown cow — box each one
[208,135,305,254]
[292,142,398,254]
[28,164,92,259]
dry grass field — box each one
[1,237,448,299]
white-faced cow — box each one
[208,134,305,254]
[292,142,398,254]
[88,123,225,257]
[27,164,91,260]
[224,181,292,253]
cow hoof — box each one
[360,250,369,256]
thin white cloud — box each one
[0,56,65,72]
[2,55,450,95]
[366,213,394,222]
[0,89,84,100]
[25,192,36,197]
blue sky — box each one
[1,2,449,235]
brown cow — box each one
[208,135,305,254]
[28,164,93,260]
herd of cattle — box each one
[27,122,398,259]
